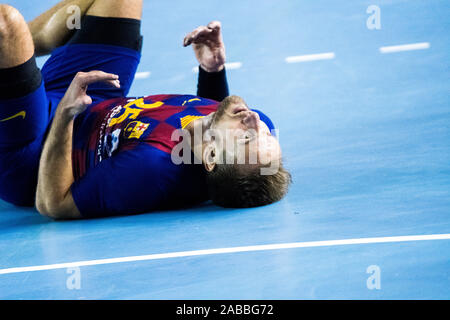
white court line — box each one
[1,233,449,275]
[192,62,242,73]
[224,62,243,70]
[379,42,430,53]
[285,52,335,63]
[134,71,151,79]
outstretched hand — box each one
[59,71,120,118]
[183,21,226,73]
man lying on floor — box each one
[0,0,291,219]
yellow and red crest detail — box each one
[123,121,150,139]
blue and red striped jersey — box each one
[70,94,275,218]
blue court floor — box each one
[1,0,449,299]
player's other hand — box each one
[183,21,226,73]
[58,71,120,118]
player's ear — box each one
[203,142,217,172]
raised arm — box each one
[183,21,229,102]
[35,70,120,219]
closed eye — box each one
[243,134,257,144]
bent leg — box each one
[0,4,34,68]
[67,0,143,49]
[86,0,142,20]
[42,0,144,106]
[0,5,51,206]
[0,4,43,113]
[27,0,142,56]
[28,0,96,56]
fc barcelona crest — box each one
[123,121,150,139]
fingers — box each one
[183,26,211,47]
[207,20,221,31]
[74,71,121,88]
[183,21,222,47]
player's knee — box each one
[0,4,26,39]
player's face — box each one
[210,96,281,165]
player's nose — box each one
[242,111,260,131]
